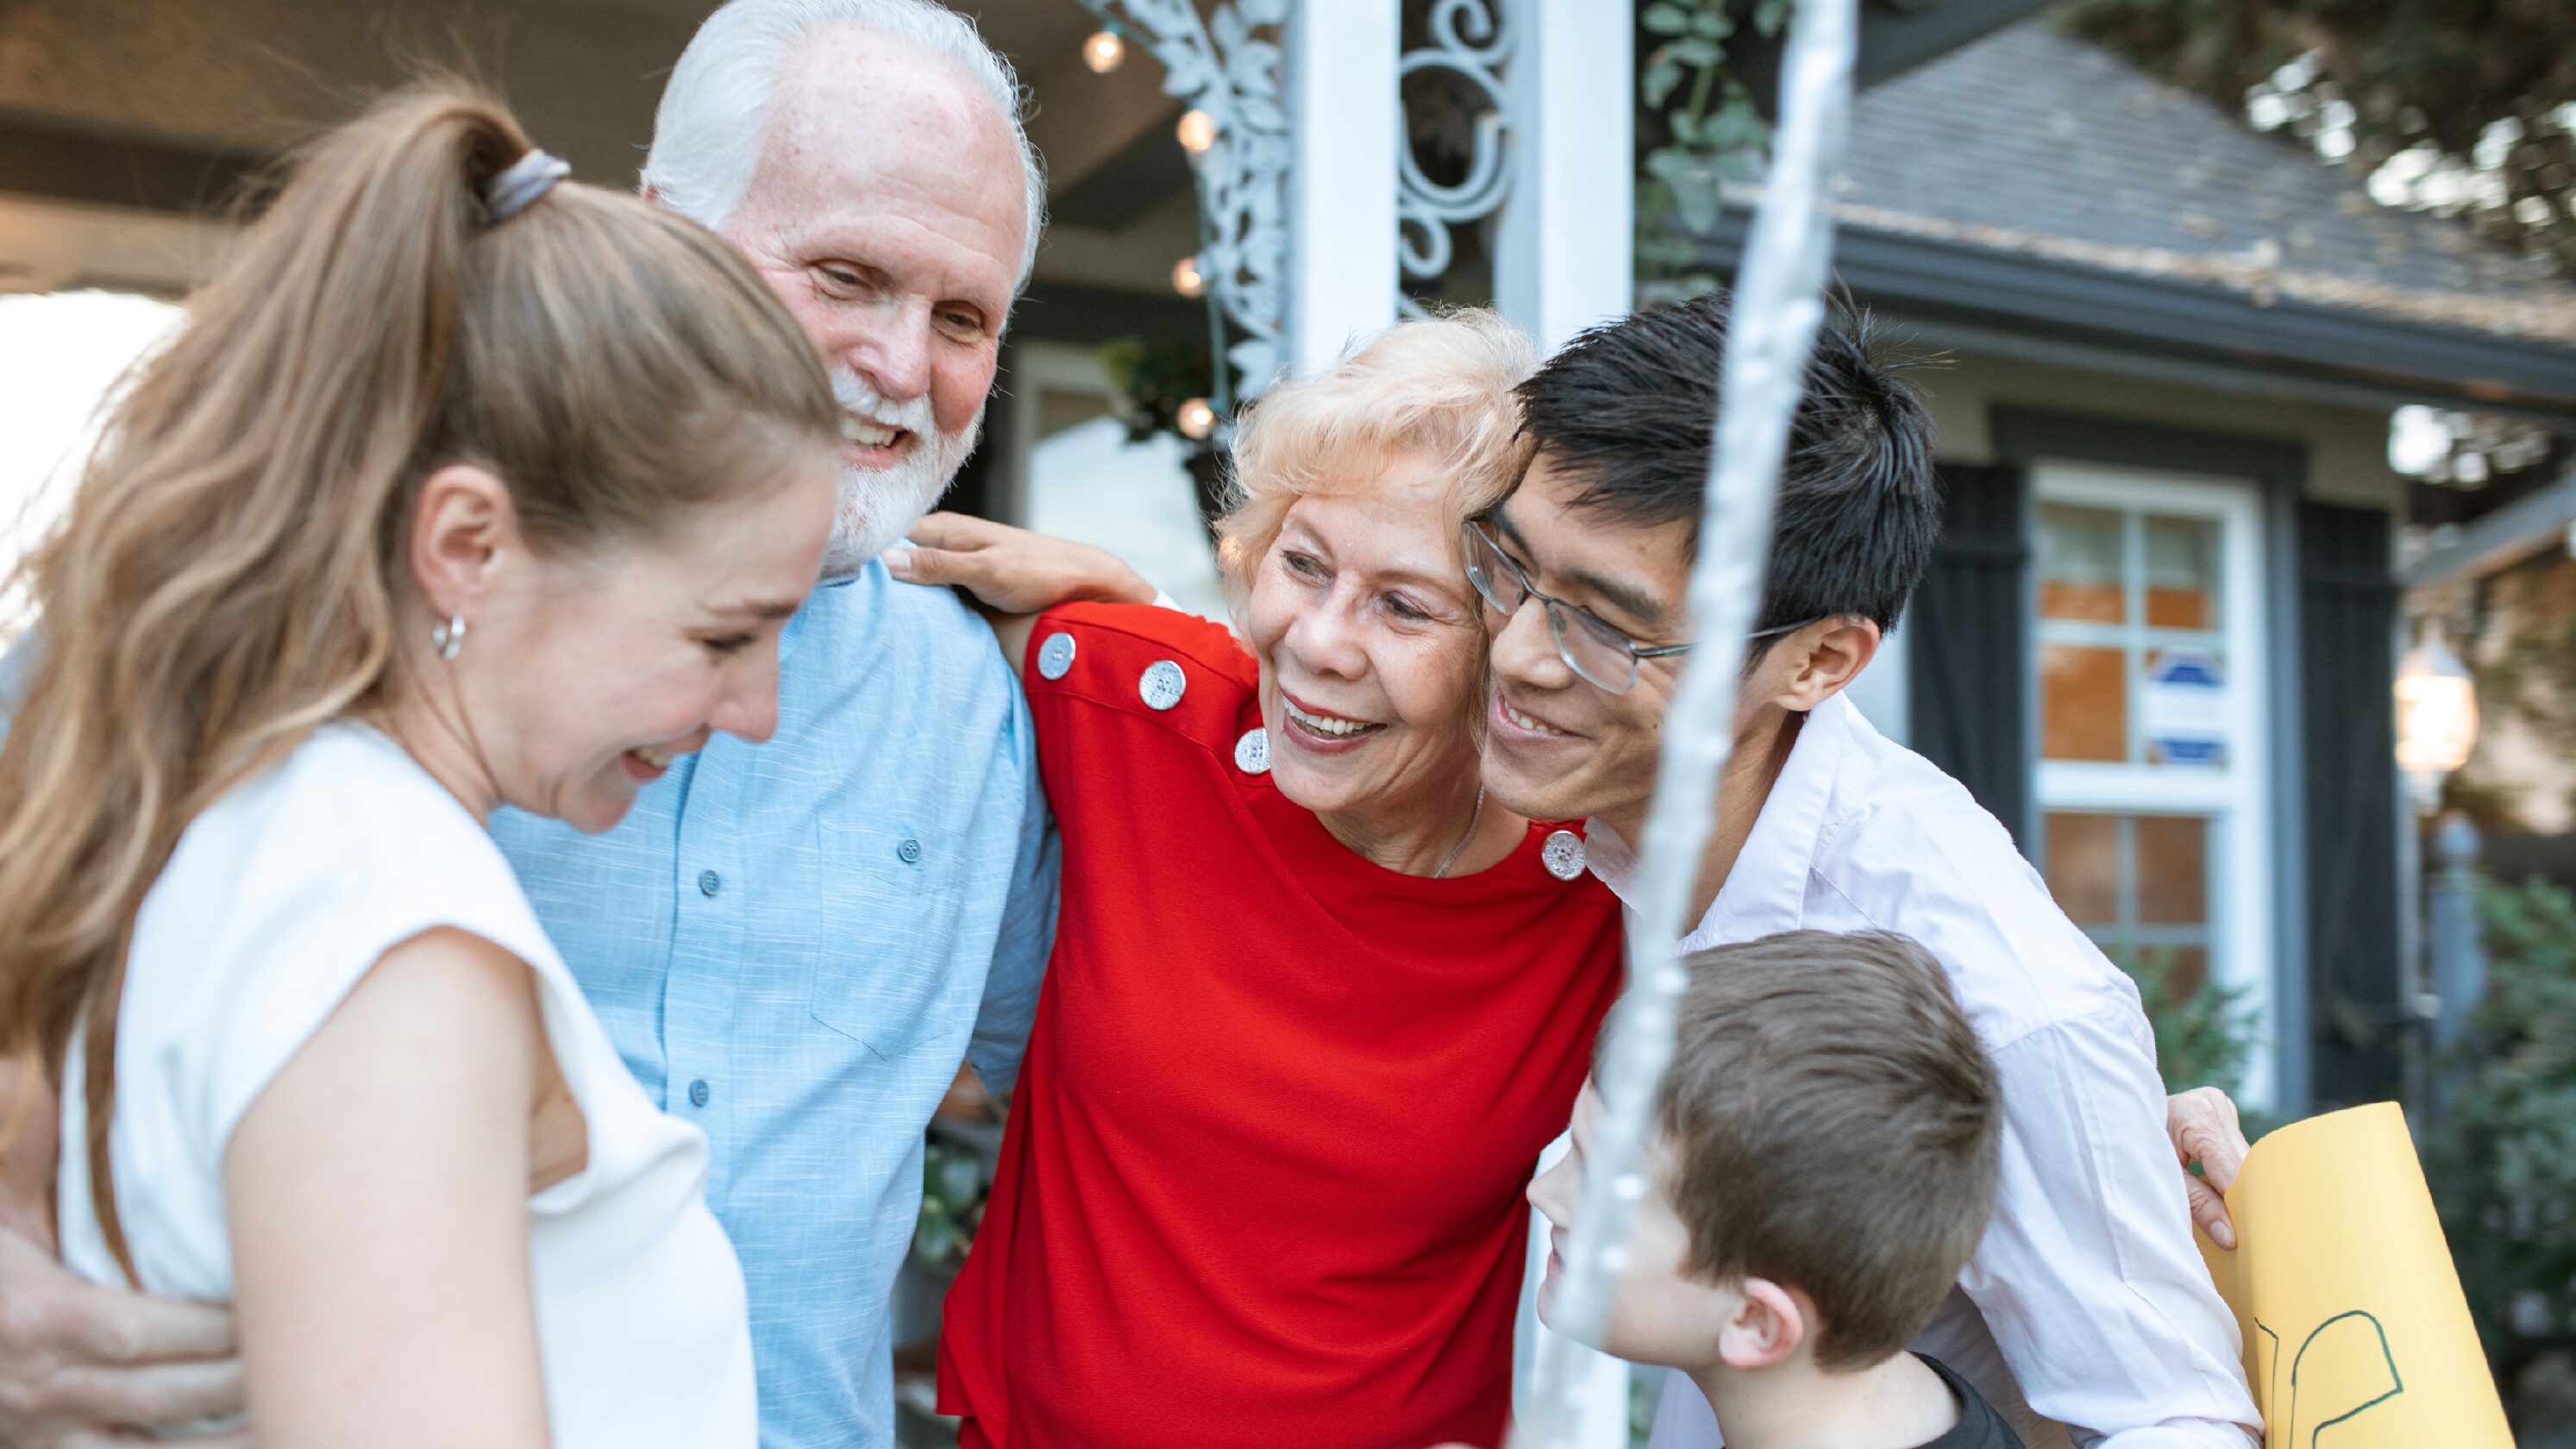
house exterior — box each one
[1675,18,2576,1118]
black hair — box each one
[1513,291,1938,637]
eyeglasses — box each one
[1462,519,1695,694]
[1462,519,1812,695]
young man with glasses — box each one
[1481,295,2263,1449]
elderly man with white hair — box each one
[0,4,1100,1447]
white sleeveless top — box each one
[57,724,755,1448]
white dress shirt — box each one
[1595,693,2260,1449]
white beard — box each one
[822,367,984,578]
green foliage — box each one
[2059,0,2576,280]
[2428,877,2576,1358]
[912,1136,991,1268]
[2111,945,2260,1099]
[1096,335,1217,451]
[1635,0,1784,300]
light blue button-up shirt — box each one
[488,560,1058,1449]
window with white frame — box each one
[2031,463,2272,1105]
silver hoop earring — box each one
[430,614,467,661]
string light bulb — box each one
[1081,25,1125,74]
[1176,109,1218,155]
[1176,397,1217,441]
[1171,254,1206,298]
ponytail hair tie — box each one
[483,147,570,225]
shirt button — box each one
[688,1079,711,1107]
[1139,659,1187,710]
[698,869,722,897]
[1234,726,1270,775]
[1037,630,1076,681]
[897,837,923,864]
[1542,829,1587,881]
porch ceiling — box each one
[0,0,1124,200]
[0,0,1176,292]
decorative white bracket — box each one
[1081,0,1294,397]
[1397,0,1514,315]
[1078,0,1630,397]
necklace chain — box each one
[1432,784,1488,880]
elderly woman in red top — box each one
[922,311,1622,1449]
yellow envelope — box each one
[2196,1101,2512,1448]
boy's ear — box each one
[1714,1276,1808,1371]
[1753,617,1879,714]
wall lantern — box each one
[2395,618,2479,812]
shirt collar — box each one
[1583,692,1858,949]
[781,555,875,662]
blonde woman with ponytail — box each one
[0,85,841,1449]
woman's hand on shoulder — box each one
[886,514,1156,617]
[886,514,1158,675]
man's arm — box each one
[3,625,251,1446]
[0,1061,248,1447]
[1966,1010,2262,1448]
[961,703,1059,1101]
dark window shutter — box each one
[2298,502,2404,1107]
[1907,462,2032,850]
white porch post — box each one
[1493,0,1634,355]
[1286,0,1401,374]
[1493,9,1641,1442]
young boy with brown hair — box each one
[1529,930,2023,1449]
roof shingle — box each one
[1829,20,2576,346]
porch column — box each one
[1493,0,1634,354]
[1285,0,1401,373]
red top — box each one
[937,602,1624,1449]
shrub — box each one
[912,1136,990,1268]
[2430,877,2576,1361]
[2113,945,2260,1100]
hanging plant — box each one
[1637,0,1788,300]
[1096,334,1232,540]
[1097,334,1218,450]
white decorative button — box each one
[1541,829,1586,881]
[1139,659,1187,711]
[1037,631,1075,681]
[1233,727,1269,775]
